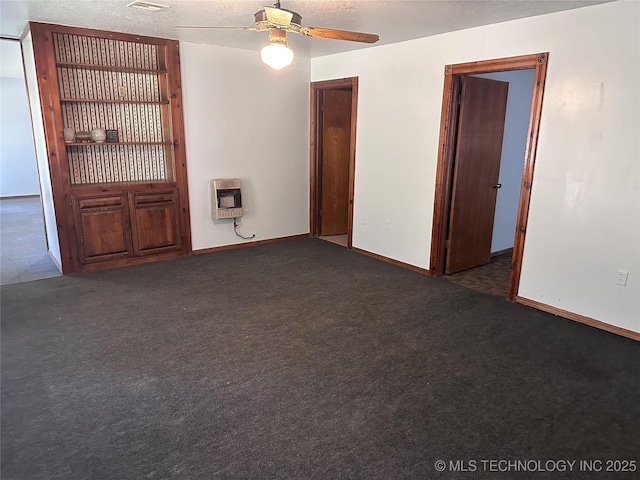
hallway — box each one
[1,197,61,285]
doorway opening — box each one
[430,53,548,301]
[0,38,60,285]
[309,77,358,249]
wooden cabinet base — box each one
[71,186,187,272]
[76,249,185,273]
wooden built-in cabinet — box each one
[26,23,191,273]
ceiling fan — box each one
[177,1,379,69]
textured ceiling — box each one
[0,0,612,58]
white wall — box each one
[311,1,639,333]
[0,39,40,197]
[473,70,535,253]
[180,43,310,250]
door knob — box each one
[493,183,502,189]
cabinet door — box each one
[129,189,181,256]
[73,195,132,264]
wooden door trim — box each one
[165,40,192,255]
[430,52,548,301]
[28,22,80,273]
[309,77,358,248]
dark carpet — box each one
[1,238,639,479]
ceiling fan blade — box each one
[264,6,294,26]
[175,26,257,30]
[300,27,379,43]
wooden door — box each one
[129,190,181,256]
[446,76,509,274]
[320,89,352,235]
[73,195,132,264]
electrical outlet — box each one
[385,220,391,231]
[616,270,629,287]
[362,215,367,225]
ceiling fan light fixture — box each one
[176,1,378,69]
[260,42,294,70]
[261,28,293,70]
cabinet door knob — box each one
[493,183,502,189]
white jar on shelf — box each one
[90,128,106,143]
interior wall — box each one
[21,32,61,266]
[180,43,310,250]
[472,70,535,253]
[311,1,639,333]
[0,39,40,197]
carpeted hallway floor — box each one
[1,197,61,285]
[1,238,639,479]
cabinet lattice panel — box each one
[66,145,167,184]
[53,33,159,69]
[53,32,172,185]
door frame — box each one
[309,77,358,248]
[430,53,548,301]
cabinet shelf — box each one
[65,141,171,146]
[71,181,176,192]
[56,61,166,74]
[60,98,169,105]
